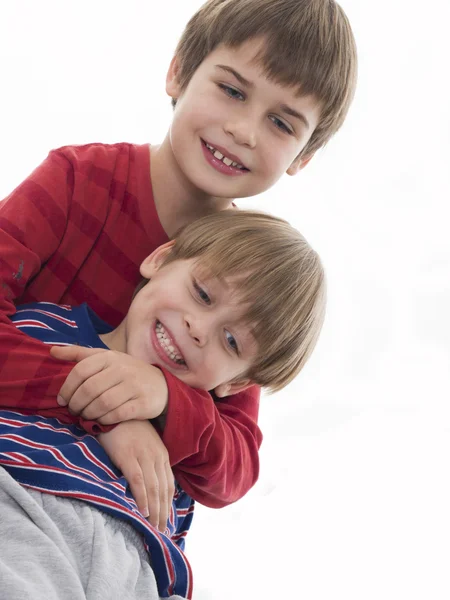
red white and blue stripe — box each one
[0,302,194,598]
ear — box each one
[286,152,315,176]
[140,240,176,279]
[214,378,254,398]
[166,55,182,99]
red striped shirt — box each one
[0,142,262,507]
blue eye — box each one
[194,281,211,305]
[225,330,239,354]
[219,84,245,101]
[269,115,293,134]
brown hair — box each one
[142,210,326,392]
[173,0,357,157]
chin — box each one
[190,177,252,199]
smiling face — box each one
[165,38,322,200]
[102,242,257,395]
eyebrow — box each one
[279,104,310,130]
[215,64,310,129]
[215,64,254,88]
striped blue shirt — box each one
[0,302,194,598]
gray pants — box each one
[0,467,186,600]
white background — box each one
[1,1,449,598]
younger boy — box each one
[0,0,356,511]
[0,210,325,599]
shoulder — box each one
[14,301,75,321]
[49,142,150,175]
[11,302,79,345]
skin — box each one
[51,245,257,531]
[151,37,322,237]
[51,38,322,532]
[101,241,256,396]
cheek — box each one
[128,298,153,332]
[270,140,301,176]
[136,280,178,313]
[170,109,205,158]
[176,85,215,125]
[257,128,284,162]
[257,142,289,183]
[208,353,240,385]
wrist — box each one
[153,365,169,418]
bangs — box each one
[175,0,357,156]
[166,210,326,390]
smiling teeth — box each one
[156,322,185,365]
[205,143,246,169]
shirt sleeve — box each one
[160,368,263,508]
[0,150,113,434]
[0,147,264,501]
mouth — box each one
[154,320,187,367]
[202,140,249,171]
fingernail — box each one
[142,507,149,518]
[57,395,67,406]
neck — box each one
[150,135,234,238]
[99,320,126,352]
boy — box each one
[0,0,356,512]
[0,210,325,599]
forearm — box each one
[0,149,118,434]
[159,369,262,507]
[0,325,114,434]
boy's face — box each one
[166,38,322,200]
[118,243,256,396]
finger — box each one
[50,345,107,362]
[76,372,129,420]
[66,368,121,415]
[138,456,160,530]
[165,464,175,528]
[57,353,112,407]
[97,405,137,425]
[96,392,144,425]
[125,462,150,519]
[154,460,172,532]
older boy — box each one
[0,210,325,599]
[0,0,356,513]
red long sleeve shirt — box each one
[0,142,262,507]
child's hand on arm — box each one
[50,346,168,424]
[98,419,174,532]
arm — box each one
[42,346,262,508]
[98,419,174,532]
[1,147,262,504]
[160,369,263,508]
[0,324,114,434]
[0,150,114,433]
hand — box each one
[50,346,168,424]
[98,419,175,532]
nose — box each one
[184,314,208,347]
[224,114,257,148]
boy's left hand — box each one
[50,346,168,424]
[98,419,175,532]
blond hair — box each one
[173,0,357,157]
[149,210,326,392]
